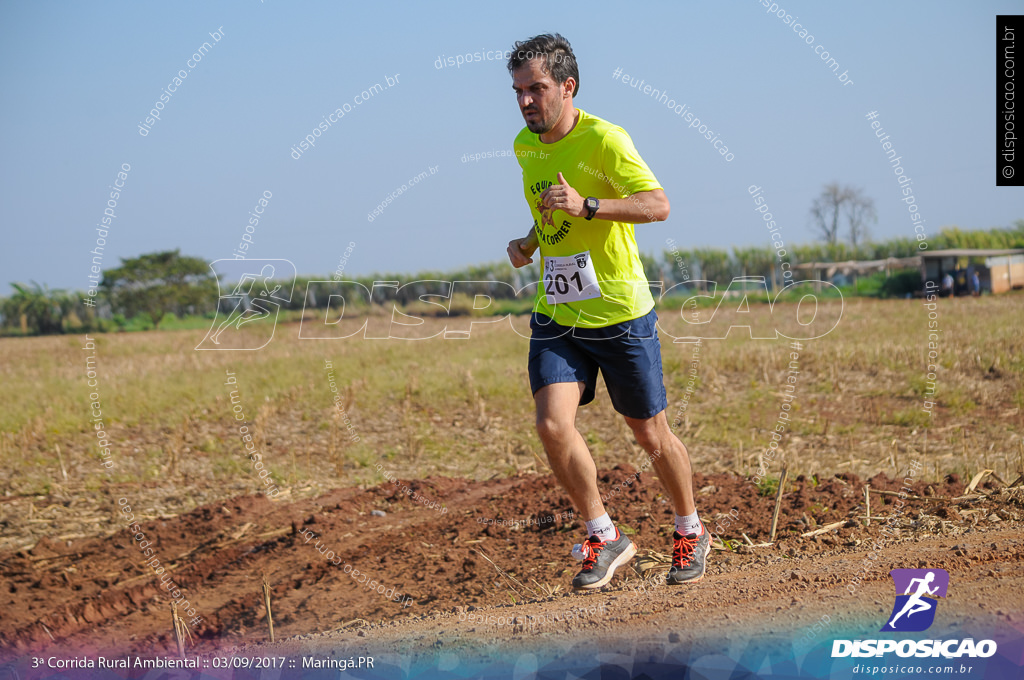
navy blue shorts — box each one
[528,308,669,419]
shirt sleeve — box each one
[600,127,662,197]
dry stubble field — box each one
[1,293,1023,657]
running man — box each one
[504,34,707,589]
[888,571,939,628]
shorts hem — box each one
[611,399,668,420]
[530,375,586,395]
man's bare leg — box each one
[533,381,607,521]
[535,381,636,589]
[626,409,709,584]
[623,410,696,517]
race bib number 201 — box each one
[543,251,602,305]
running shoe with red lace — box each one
[666,526,710,585]
[571,527,637,590]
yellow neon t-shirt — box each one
[515,108,661,328]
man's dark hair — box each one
[507,33,579,97]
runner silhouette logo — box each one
[881,568,949,632]
[196,259,296,351]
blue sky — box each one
[2,0,1022,291]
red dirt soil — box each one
[1,468,1022,661]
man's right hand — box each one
[507,236,537,268]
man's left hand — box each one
[541,172,585,218]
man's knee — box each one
[627,419,662,451]
[536,416,575,446]
[634,430,660,452]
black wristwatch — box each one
[584,197,600,220]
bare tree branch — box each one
[809,183,876,249]
[845,188,877,248]
[809,183,849,247]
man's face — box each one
[512,58,572,135]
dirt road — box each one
[2,469,1022,676]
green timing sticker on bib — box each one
[543,251,602,305]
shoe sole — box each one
[666,539,711,586]
[573,541,637,590]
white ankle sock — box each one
[675,512,703,536]
[585,513,617,541]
